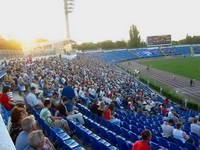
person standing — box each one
[190,78,193,87]
[132,130,152,150]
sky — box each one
[0,0,200,43]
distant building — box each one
[24,40,74,56]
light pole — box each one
[63,0,74,41]
[62,0,74,53]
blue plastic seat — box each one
[169,142,183,150]
[112,124,122,135]
[130,125,139,135]
[184,142,197,150]
[158,137,169,148]
[116,136,130,150]
[190,133,200,147]
[80,129,91,145]
[150,142,161,150]
[151,135,158,144]
[62,139,79,149]
[98,141,118,150]
[99,127,108,139]
[107,131,118,145]
[173,138,184,146]
[120,127,130,140]
[72,146,85,150]
[121,121,130,130]
[129,131,139,143]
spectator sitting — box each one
[173,122,190,143]
[89,99,99,115]
[168,108,179,123]
[161,119,174,138]
[40,99,70,132]
[56,97,85,124]
[26,87,44,109]
[15,115,37,150]
[10,106,28,143]
[7,103,26,132]
[0,86,16,110]
[103,104,120,126]
[161,105,167,116]
[30,79,43,97]
[188,116,195,123]
[132,129,152,150]
[191,118,200,136]
[97,101,106,117]
[51,92,60,108]
[24,130,55,150]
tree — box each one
[128,25,141,48]
[98,40,115,50]
[177,34,200,45]
[0,36,22,50]
[115,40,127,49]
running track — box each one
[121,58,200,102]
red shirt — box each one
[0,93,13,110]
[104,109,112,120]
[162,108,167,115]
[132,140,151,150]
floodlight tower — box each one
[62,0,74,53]
[64,0,74,41]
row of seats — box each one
[92,45,200,63]
[28,106,85,150]
[77,103,171,150]
[77,102,199,150]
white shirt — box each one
[191,123,200,136]
[61,78,66,84]
[168,111,175,118]
[30,83,40,93]
[99,90,105,97]
[79,89,85,98]
[173,129,186,143]
[26,92,40,107]
[89,88,96,97]
[102,96,112,104]
[161,123,174,138]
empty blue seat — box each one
[62,139,79,149]
[129,131,139,143]
[112,124,122,135]
[98,141,118,150]
[120,127,130,140]
[107,131,118,145]
[184,142,197,150]
[121,121,130,130]
[169,142,183,150]
[99,127,108,139]
[150,142,161,150]
[116,136,130,150]
[158,137,169,148]
[72,146,85,150]
[130,125,139,135]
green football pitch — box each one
[139,56,200,80]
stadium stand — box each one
[0,48,200,150]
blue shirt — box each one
[61,86,75,100]
[66,101,74,112]
[15,131,29,150]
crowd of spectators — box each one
[0,54,200,150]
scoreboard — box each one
[147,35,171,46]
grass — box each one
[139,56,200,80]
